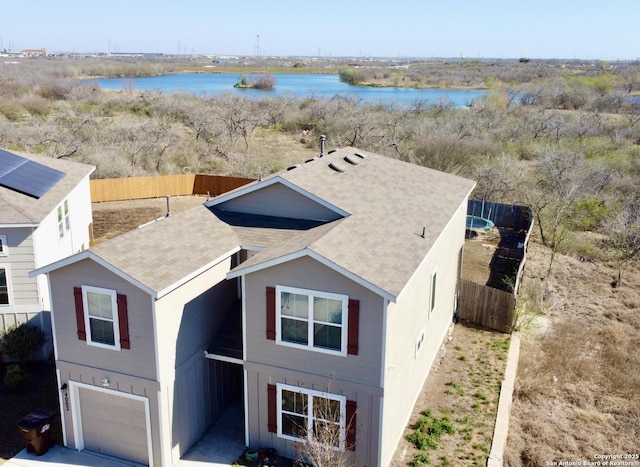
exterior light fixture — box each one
[102,377,110,387]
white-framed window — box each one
[0,264,12,305]
[276,285,348,356]
[415,329,425,357]
[82,285,121,350]
[429,270,438,317]
[277,383,346,450]
[57,200,70,239]
[0,235,7,256]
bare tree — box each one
[293,394,357,467]
[518,151,611,276]
[605,196,640,287]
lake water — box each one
[92,73,487,107]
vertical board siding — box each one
[458,279,515,333]
[90,174,254,202]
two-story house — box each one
[32,147,476,467]
[1,149,94,359]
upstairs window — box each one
[0,265,11,305]
[74,286,130,351]
[0,235,7,256]
[57,200,70,239]
[429,270,437,317]
[276,286,348,355]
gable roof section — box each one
[225,148,476,301]
[0,149,95,226]
[208,176,349,221]
[32,205,241,299]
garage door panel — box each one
[78,388,149,465]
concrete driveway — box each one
[3,423,245,467]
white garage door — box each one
[78,387,149,465]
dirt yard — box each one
[391,323,510,466]
[91,196,207,243]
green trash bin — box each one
[17,410,52,456]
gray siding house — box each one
[33,147,475,466]
[1,149,94,359]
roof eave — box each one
[30,250,158,299]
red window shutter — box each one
[117,294,130,349]
[266,287,276,340]
[347,299,360,355]
[74,287,86,341]
[267,384,277,433]
[346,399,357,451]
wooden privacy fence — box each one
[459,200,535,333]
[467,199,533,231]
[90,174,255,202]
[458,279,515,333]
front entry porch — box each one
[177,399,245,466]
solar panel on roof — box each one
[0,149,26,177]
[0,149,65,198]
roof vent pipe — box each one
[320,135,326,157]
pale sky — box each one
[1,0,637,60]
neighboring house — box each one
[33,147,476,467]
[0,149,94,359]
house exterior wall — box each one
[154,255,237,463]
[217,182,342,221]
[48,259,157,378]
[34,174,93,271]
[48,258,162,465]
[1,174,92,359]
[57,360,161,467]
[0,227,49,358]
[243,255,385,465]
[379,198,468,466]
[1,228,38,307]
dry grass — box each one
[391,324,510,466]
[505,242,640,466]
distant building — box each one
[20,48,47,57]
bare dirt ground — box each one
[462,230,500,284]
[91,196,207,243]
[391,323,510,466]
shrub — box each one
[254,74,275,90]
[21,96,53,117]
[409,453,431,466]
[3,364,28,391]
[406,409,455,450]
[0,323,46,367]
[0,100,26,122]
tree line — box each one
[0,57,639,280]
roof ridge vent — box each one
[328,161,347,173]
[344,155,361,165]
[327,149,337,154]
[354,152,366,159]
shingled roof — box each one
[0,150,95,225]
[33,147,475,301]
[223,147,476,300]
